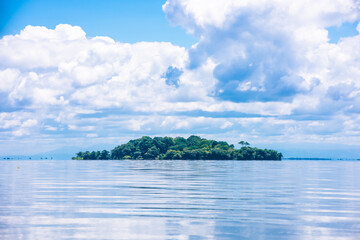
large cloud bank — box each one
[164,0,360,103]
[1,0,360,154]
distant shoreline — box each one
[284,157,332,160]
[3,156,359,161]
[2,158,360,161]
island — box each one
[72,135,282,160]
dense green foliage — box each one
[73,136,282,160]
[73,150,110,160]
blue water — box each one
[0,160,360,240]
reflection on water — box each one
[0,160,360,239]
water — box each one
[1,160,360,240]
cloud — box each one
[0,24,195,111]
[163,0,360,104]
[0,25,86,69]
[1,0,360,156]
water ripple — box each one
[0,160,360,239]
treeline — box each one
[73,136,282,160]
[73,150,110,160]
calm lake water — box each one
[1,160,360,240]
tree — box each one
[187,135,202,149]
[144,146,160,159]
[210,148,230,160]
[238,141,250,147]
[133,151,142,159]
[99,150,110,160]
[139,136,154,155]
[111,145,124,159]
[163,150,182,160]
[83,151,91,160]
[215,141,230,150]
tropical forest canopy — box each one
[73,136,282,160]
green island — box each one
[73,135,282,160]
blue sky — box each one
[1,0,357,46]
[0,0,197,47]
[1,0,360,158]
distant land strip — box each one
[72,135,282,160]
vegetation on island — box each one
[72,136,282,160]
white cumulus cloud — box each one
[1,0,360,155]
[163,0,360,106]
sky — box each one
[1,0,360,158]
